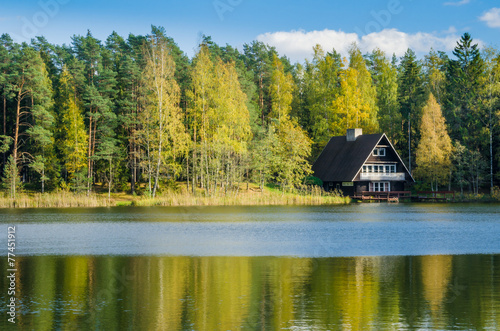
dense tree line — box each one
[0,27,499,197]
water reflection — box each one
[1,255,498,330]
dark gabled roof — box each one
[313,132,415,183]
[312,133,384,182]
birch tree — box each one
[140,28,187,197]
[269,54,311,191]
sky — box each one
[0,0,499,63]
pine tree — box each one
[415,94,452,191]
[5,43,54,197]
[0,34,15,168]
[73,30,118,193]
[369,48,400,144]
[445,33,484,148]
[26,59,54,193]
[398,48,425,174]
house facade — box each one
[312,129,414,196]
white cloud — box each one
[256,29,359,62]
[256,28,461,63]
[444,0,470,6]
[479,8,500,28]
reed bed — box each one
[0,185,350,208]
[0,192,112,208]
[136,189,350,207]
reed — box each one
[136,187,350,207]
[0,184,349,208]
[0,192,112,208]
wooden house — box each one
[312,129,414,197]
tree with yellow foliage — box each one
[141,29,188,197]
[415,94,453,191]
[56,66,88,190]
[268,54,312,191]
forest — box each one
[0,26,499,199]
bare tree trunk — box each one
[11,92,23,199]
[490,123,493,189]
[192,126,197,195]
[2,94,6,166]
[87,115,93,194]
[108,158,112,200]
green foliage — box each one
[303,176,323,187]
[369,48,401,145]
[0,29,499,197]
[445,33,484,148]
[398,48,425,173]
[302,45,342,156]
[2,155,21,198]
[491,186,500,201]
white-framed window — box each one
[369,182,390,192]
[373,148,386,156]
[362,164,396,173]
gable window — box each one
[362,164,396,173]
[373,148,386,157]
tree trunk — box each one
[12,92,22,199]
[192,126,197,195]
[108,158,112,200]
[490,124,493,189]
[87,115,93,194]
[2,94,6,166]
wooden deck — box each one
[352,191,456,202]
[353,191,412,202]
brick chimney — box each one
[346,128,362,141]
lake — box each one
[0,203,499,330]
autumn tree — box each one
[423,49,447,104]
[56,66,88,190]
[348,44,378,133]
[331,59,369,135]
[140,28,188,198]
[269,54,312,191]
[480,47,500,190]
[415,94,452,191]
[303,45,342,155]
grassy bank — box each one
[0,184,350,208]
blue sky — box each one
[1,0,499,62]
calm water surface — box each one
[0,203,499,330]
